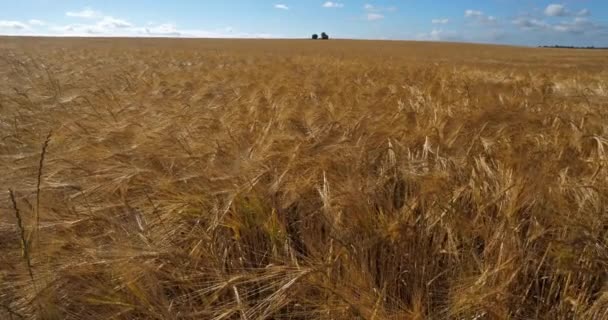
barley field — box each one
[1,37,608,319]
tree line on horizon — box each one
[539,45,607,50]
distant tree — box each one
[312,34,319,40]
[321,32,329,40]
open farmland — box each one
[1,37,608,319]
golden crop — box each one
[1,37,608,319]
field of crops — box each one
[1,37,608,319]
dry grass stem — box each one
[1,37,607,319]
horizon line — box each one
[0,34,537,47]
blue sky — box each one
[0,1,607,46]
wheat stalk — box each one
[8,189,36,288]
[35,130,52,239]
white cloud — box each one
[417,29,459,42]
[0,20,28,29]
[145,23,180,36]
[542,5,591,18]
[66,8,101,19]
[28,19,45,26]
[50,23,102,34]
[323,2,344,8]
[365,4,381,20]
[577,9,590,17]
[553,17,601,34]
[51,16,133,35]
[513,17,549,30]
[465,10,497,25]
[367,13,384,21]
[364,4,396,12]
[432,18,449,24]
[47,20,279,39]
[274,4,289,10]
[427,29,444,41]
[465,10,483,18]
[513,14,605,35]
[98,16,132,29]
[544,4,566,17]
[512,18,549,30]
[363,3,395,20]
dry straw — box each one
[1,37,608,319]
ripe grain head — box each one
[1,37,607,319]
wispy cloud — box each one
[363,3,395,21]
[364,4,396,13]
[465,10,483,18]
[553,17,603,34]
[465,9,497,25]
[367,13,384,21]
[48,21,279,38]
[51,9,281,39]
[0,20,29,29]
[543,4,591,18]
[513,14,604,35]
[66,8,101,19]
[512,17,549,30]
[274,4,289,10]
[98,16,132,29]
[417,29,459,42]
[144,23,181,36]
[28,19,45,26]
[577,9,590,17]
[432,18,449,25]
[322,2,344,8]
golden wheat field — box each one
[1,36,608,319]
